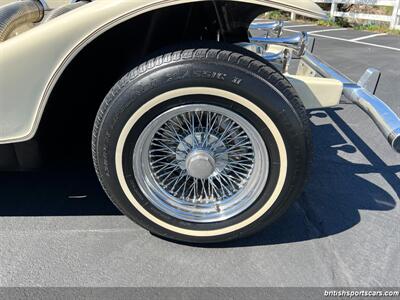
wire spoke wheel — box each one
[134,104,269,223]
[94,46,311,242]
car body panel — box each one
[286,75,343,109]
[0,0,326,144]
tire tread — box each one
[92,45,312,242]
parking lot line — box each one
[284,24,319,28]
[284,28,400,52]
[310,32,400,51]
[351,33,387,41]
[308,28,348,34]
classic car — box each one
[0,0,399,243]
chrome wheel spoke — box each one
[133,104,269,223]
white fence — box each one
[292,0,400,29]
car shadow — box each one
[210,107,399,248]
[0,107,398,247]
[0,165,121,216]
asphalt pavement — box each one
[0,23,399,287]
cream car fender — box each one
[0,0,325,144]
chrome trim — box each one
[264,51,284,61]
[249,32,308,56]
[357,68,380,95]
[300,51,352,84]
[43,0,88,22]
[302,51,400,153]
[249,20,283,37]
[37,0,49,11]
[236,42,284,62]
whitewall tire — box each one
[92,45,312,243]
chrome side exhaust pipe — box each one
[43,0,89,23]
[0,0,47,42]
[301,51,400,153]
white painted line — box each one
[251,22,317,28]
[311,32,400,51]
[284,24,318,28]
[284,28,400,52]
[351,33,387,41]
[308,28,348,34]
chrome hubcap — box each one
[133,104,269,223]
[185,150,216,179]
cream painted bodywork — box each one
[0,0,326,144]
[264,45,343,109]
[287,75,343,109]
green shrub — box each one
[317,18,400,35]
[262,10,290,20]
[317,18,350,27]
[352,23,400,35]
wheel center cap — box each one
[185,150,216,179]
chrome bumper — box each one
[301,51,400,153]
